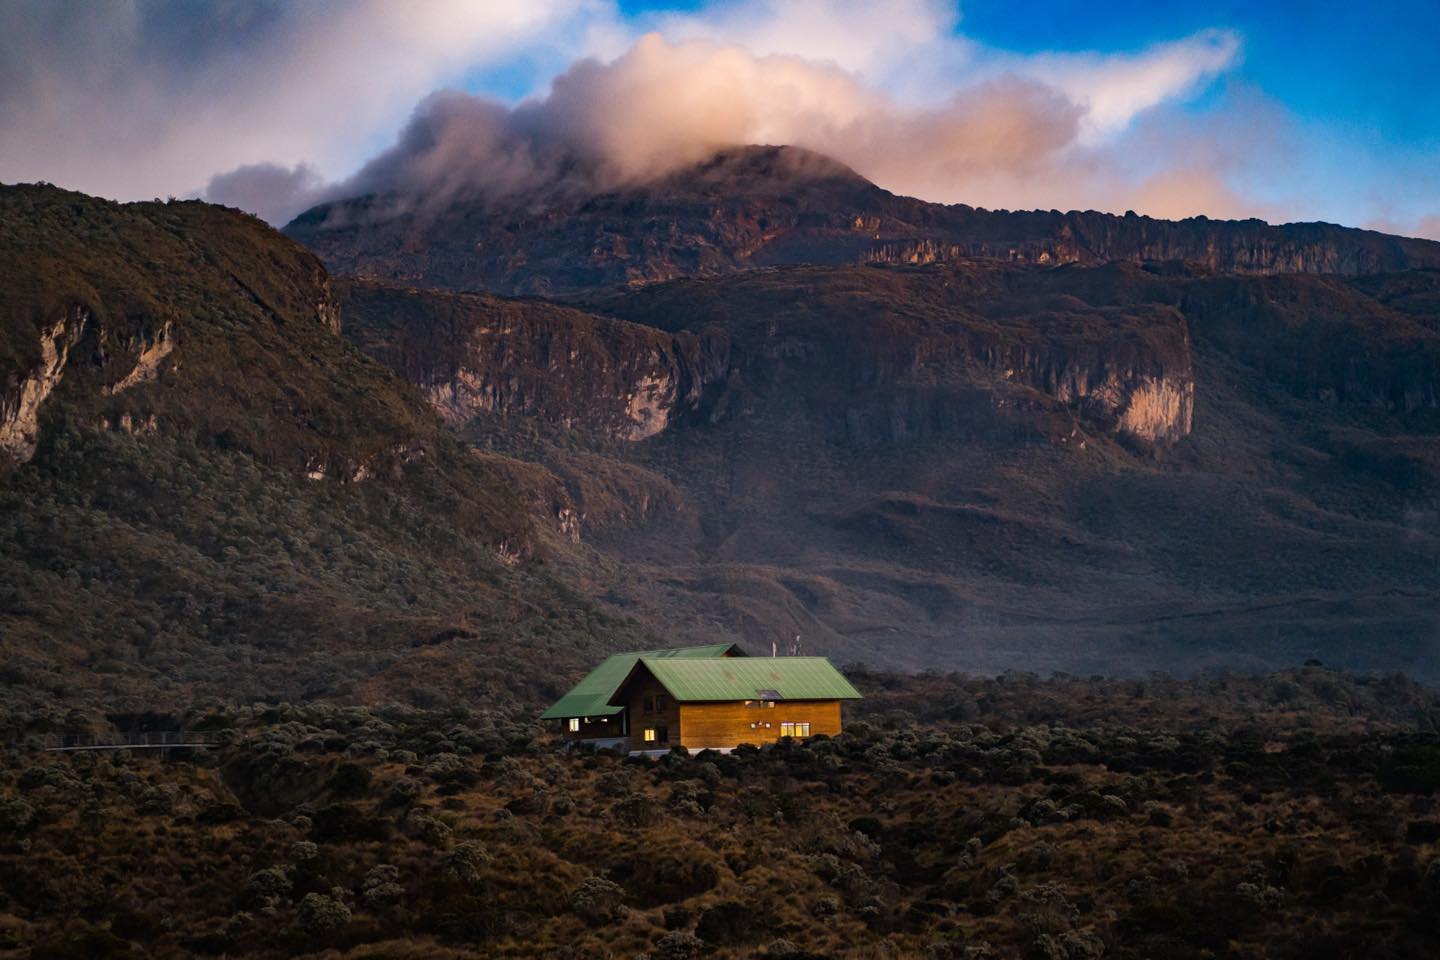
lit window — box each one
[781,722,795,737]
[750,722,758,729]
[764,701,775,708]
[797,722,810,737]
[643,728,657,742]
[568,718,580,733]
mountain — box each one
[286,145,1440,296]
[334,258,1440,679]
[285,147,1440,678]
[6,143,1440,719]
[0,184,647,714]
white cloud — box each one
[0,0,1259,225]
[1019,29,1242,142]
[0,0,618,202]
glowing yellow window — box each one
[781,722,796,737]
[568,718,580,732]
[797,722,810,737]
[643,728,657,743]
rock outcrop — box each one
[585,263,1199,450]
[287,145,1440,296]
[1,307,87,463]
[338,281,731,442]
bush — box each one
[297,892,351,933]
[650,931,705,960]
[568,876,627,925]
[0,797,34,833]
[611,792,660,828]
[362,864,403,905]
[440,840,492,888]
[242,867,292,911]
[325,762,372,798]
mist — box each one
[237,29,1248,226]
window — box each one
[780,722,794,737]
[780,722,812,738]
[797,722,810,737]
[568,718,580,733]
[655,694,667,710]
[643,728,657,743]
[643,696,654,713]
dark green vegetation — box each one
[3,668,1440,959]
[0,184,645,711]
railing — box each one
[40,731,229,752]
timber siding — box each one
[561,714,624,742]
[625,674,681,747]
[679,699,842,749]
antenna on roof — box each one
[790,634,801,657]
[771,639,777,658]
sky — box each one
[0,0,1436,237]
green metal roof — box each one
[540,643,741,720]
[613,657,862,704]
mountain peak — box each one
[657,144,873,193]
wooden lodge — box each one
[540,644,862,752]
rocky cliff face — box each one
[0,308,87,463]
[287,146,1440,296]
[338,281,731,442]
[580,264,1199,451]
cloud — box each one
[1016,30,1240,143]
[319,26,1252,227]
[203,163,333,225]
[0,0,613,204]
[649,0,966,81]
[0,0,1260,226]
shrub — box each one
[297,892,351,933]
[650,931,705,960]
[242,867,292,911]
[1018,883,1078,938]
[440,840,492,888]
[568,876,627,925]
[325,762,372,798]
[611,792,660,828]
[362,864,403,905]
[0,797,34,833]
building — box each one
[540,644,862,752]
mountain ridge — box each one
[286,145,1440,296]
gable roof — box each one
[540,643,741,720]
[610,657,862,705]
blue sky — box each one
[607,0,1440,233]
[1,0,1436,235]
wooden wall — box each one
[561,714,625,741]
[678,699,842,749]
[624,674,682,747]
